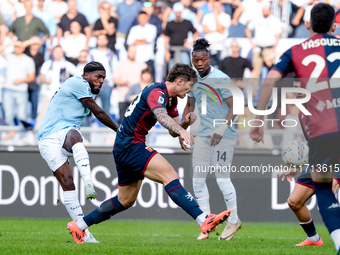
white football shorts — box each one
[38,127,82,172]
[192,136,236,178]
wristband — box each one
[210,124,228,136]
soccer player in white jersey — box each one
[37,61,119,243]
[181,38,241,240]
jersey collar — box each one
[198,66,214,81]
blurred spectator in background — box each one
[127,11,157,79]
[8,0,49,45]
[271,0,292,38]
[164,3,198,70]
[167,0,197,27]
[0,0,16,27]
[88,34,118,114]
[245,4,281,84]
[219,40,255,94]
[291,0,319,38]
[76,49,88,76]
[46,0,68,24]
[125,67,153,103]
[32,0,57,48]
[132,1,162,40]
[202,0,230,66]
[113,45,147,124]
[1,40,35,127]
[115,0,142,38]
[57,0,91,50]
[197,0,218,25]
[36,46,77,129]
[115,0,142,59]
[0,14,7,45]
[14,0,27,19]
[61,21,87,65]
[0,49,6,121]
[76,0,100,25]
[93,1,118,53]
[230,0,269,37]
[24,36,44,123]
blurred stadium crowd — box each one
[0,0,336,148]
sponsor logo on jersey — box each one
[198,82,222,106]
[158,96,164,104]
[326,97,340,110]
[145,147,154,152]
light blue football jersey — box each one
[189,66,236,140]
[37,76,95,140]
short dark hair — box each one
[166,63,197,83]
[83,61,105,75]
[139,11,148,15]
[310,3,335,34]
[192,38,210,53]
[141,67,152,76]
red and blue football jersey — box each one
[114,81,178,152]
[273,34,340,138]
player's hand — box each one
[279,166,299,182]
[182,112,197,126]
[209,133,222,147]
[249,125,264,143]
[179,136,189,151]
[179,130,195,146]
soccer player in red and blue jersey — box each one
[250,3,340,251]
[67,63,231,243]
[279,77,340,246]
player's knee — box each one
[287,197,302,211]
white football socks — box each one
[196,213,208,226]
[216,178,238,224]
[331,229,340,250]
[63,190,84,221]
[192,178,211,215]
[72,143,92,184]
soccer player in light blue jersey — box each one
[37,61,119,243]
[181,38,241,240]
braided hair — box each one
[192,38,210,54]
[82,61,105,76]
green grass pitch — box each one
[0,218,335,255]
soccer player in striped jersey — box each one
[67,63,231,244]
[250,3,340,251]
[279,77,340,246]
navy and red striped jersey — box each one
[299,111,310,142]
[273,34,340,138]
[114,81,178,152]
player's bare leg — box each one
[287,183,322,246]
[144,154,230,235]
[117,181,143,208]
[63,130,97,200]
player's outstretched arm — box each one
[249,69,282,143]
[153,107,194,145]
[80,97,119,132]
[180,96,196,130]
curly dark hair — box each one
[192,38,210,53]
[166,63,197,83]
[311,3,335,34]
